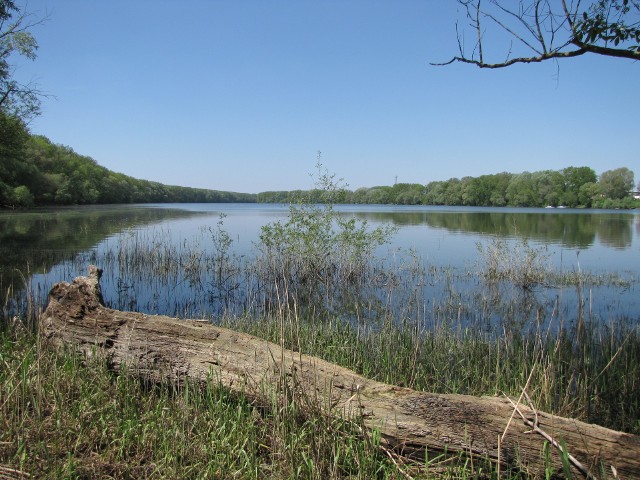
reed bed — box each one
[1,205,639,478]
[2,298,638,478]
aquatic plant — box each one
[257,158,397,314]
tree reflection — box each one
[348,209,635,249]
[0,206,208,291]
[598,218,633,249]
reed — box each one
[0,326,404,479]
[2,297,638,478]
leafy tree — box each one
[441,177,465,205]
[0,0,44,121]
[578,181,600,207]
[12,184,32,206]
[436,0,640,68]
[489,172,512,206]
[536,170,565,206]
[389,183,425,205]
[424,181,447,205]
[598,167,634,199]
[363,186,391,204]
[0,109,29,206]
[563,166,597,198]
[1,133,258,207]
[506,172,537,206]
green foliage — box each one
[592,195,640,209]
[444,0,640,69]
[2,123,636,210]
[574,0,640,51]
[0,0,42,121]
[0,110,29,206]
[578,181,600,207]
[257,165,637,209]
[0,329,396,479]
[0,133,257,207]
[11,185,33,206]
[258,157,396,312]
[598,167,635,200]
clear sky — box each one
[12,1,639,194]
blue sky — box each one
[13,1,639,193]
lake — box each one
[1,203,638,328]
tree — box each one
[578,181,600,207]
[12,184,33,206]
[435,1,640,68]
[598,167,634,199]
[561,166,597,206]
[506,172,537,206]
[0,108,28,205]
[0,0,44,121]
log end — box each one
[40,265,106,339]
[50,265,104,309]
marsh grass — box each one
[0,327,405,479]
[1,171,639,477]
[476,237,633,291]
[1,226,639,478]
[2,302,638,479]
[219,307,640,435]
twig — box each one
[504,393,598,480]
[501,364,536,442]
[380,445,415,480]
[0,465,31,479]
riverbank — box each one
[2,198,639,478]
[2,297,638,478]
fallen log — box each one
[40,266,640,478]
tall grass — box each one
[2,298,638,478]
[0,327,402,479]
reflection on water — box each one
[0,205,212,290]
[1,203,638,327]
[597,217,633,249]
[346,206,636,250]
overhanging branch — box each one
[431,47,588,68]
[572,39,640,59]
[435,0,640,69]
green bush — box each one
[257,156,397,312]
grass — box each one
[0,326,400,479]
[220,309,640,435]
[1,203,638,478]
[2,300,638,478]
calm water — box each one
[1,203,638,325]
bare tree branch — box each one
[433,0,640,68]
[432,47,588,68]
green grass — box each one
[0,327,402,479]
[221,311,640,435]
[3,304,637,479]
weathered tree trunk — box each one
[40,267,640,479]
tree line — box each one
[258,166,638,209]
[2,113,636,209]
[0,112,256,207]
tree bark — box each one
[40,266,640,479]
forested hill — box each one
[0,114,256,207]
